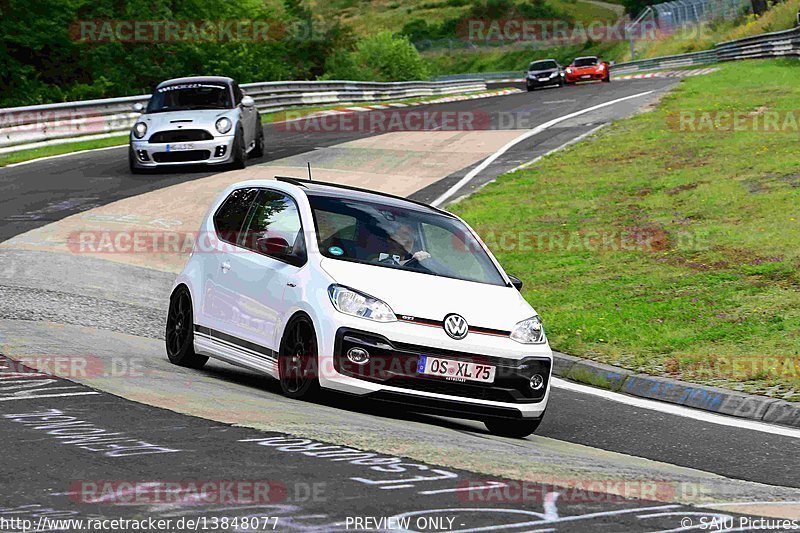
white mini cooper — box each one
[129,76,263,173]
[166,178,552,437]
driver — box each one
[379,223,431,266]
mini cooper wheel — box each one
[278,317,320,400]
[251,121,265,158]
[484,418,541,438]
[165,287,208,369]
[230,128,247,169]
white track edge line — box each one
[551,377,800,439]
[430,90,654,207]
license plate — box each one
[539,78,549,81]
[581,75,591,79]
[417,356,496,384]
[167,143,194,151]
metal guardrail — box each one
[0,79,486,153]
[610,49,719,74]
[433,25,800,82]
[715,26,800,60]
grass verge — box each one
[0,135,129,167]
[450,59,800,400]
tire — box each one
[526,85,534,92]
[278,316,320,400]
[251,120,265,158]
[230,128,247,170]
[602,75,611,83]
[484,418,541,438]
[165,287,208,369]
[128,146,143,174]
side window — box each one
[240,190,306,265]
[233,83,243,106]
[213,188,259,245]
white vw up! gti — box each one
[166,178,552,437]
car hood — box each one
[528,68,558,76]
[137,109,234,133]
[319,258,537,330]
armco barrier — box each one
[0,79,486,153]
[434,24,800,82]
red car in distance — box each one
[564,56,610,84]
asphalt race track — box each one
[1,78,799,532]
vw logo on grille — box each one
[443,314,469,340]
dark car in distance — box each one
[525,59,564,91]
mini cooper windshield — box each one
[146,83,232,113]
[309,195,507,286]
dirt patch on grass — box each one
[666,182,700,195]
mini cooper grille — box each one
[152,150,210,163]
[148,129,214,143]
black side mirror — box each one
[508,275,523,291]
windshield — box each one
[146,83,232,113]
[309,195,507,286]
[529,60,557,70]
[573,57,598,67]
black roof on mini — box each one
[156,76,234,89]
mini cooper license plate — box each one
[417,356,496,384]
[167,143,194,151]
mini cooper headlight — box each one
[510,315,546,344]
[328,285,396,323]
[132,122,147,139]
[215,117,232,134]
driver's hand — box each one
[412,251,431,262]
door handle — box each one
[220,261,231,273]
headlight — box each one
[598,63,605,71]
[566,67,573,74]
[550,71,558,78]
[132,122,147,139]
[328,285,396,323]
[215,117,232,134]
[510,315,546,344]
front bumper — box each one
[565,71,606,82]
[130,134,235,167]
[526,76,561,87]
[319,326,552,420]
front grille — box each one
[152,150,210,163]
[148,129,214,143]
[334,328,550,404]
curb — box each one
[552,352,800,428]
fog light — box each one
[347,347,370,365]
[529,374,544,390]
